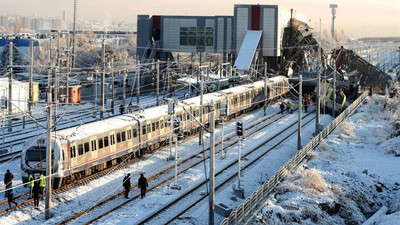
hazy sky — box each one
[1,0,399,38]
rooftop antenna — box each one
[330,4,338,40]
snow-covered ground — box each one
[0,91,398,225]
[255,94,400,224]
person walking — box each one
[305,101,310,113]
[39,172,46,200]
[32,181,40,208]
[286,102,290,113]
[123,173,131,199]
[4,169,13,197]
[6,184,17,208]
[138,173,149,198]
[290,102,295,114]
[280,102,285,114]
[28,172,35,199]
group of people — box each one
[4,170,46,209]
[3,170,149,210]
[279,94,311,114]
[280,101,295,114]
[122,173,149,199]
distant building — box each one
[137,4,307,69]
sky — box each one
[1,0,399,38]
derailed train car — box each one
[21,76,289,188]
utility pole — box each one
[100,37,105,119]
[199,66,206,145]
[111,59,115,115]
[315,24,321,134]
[53,68,58,125]
[333,61,336,117]
[208,100,215,225]
[123,58,127,107]
[29,39,33,114]
[72,0,77,68]
[137,62,140,105]
[45,92,53,220]
[156,60,160,106]
[263,62,268,117]
[66,32,70,103]
[7,41,13,132]
[298,75,302,150]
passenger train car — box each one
[21,76,289,187]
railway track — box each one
[0,99,273,214]
[54,108,312,224]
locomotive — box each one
[21,76,289,188]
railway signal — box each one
[236,121,243,136]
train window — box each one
[78,144,83,155]
[142,125,146,135]
[127,130,132,140]
[152,122,156,132]
[147,124,151,133]
[160,120,164,129]
[186,113,190,120]
[133,128,137,138]
[70,146,76,158]
[122,131,126,141]
[156,121,159,129]
[91,140,97,151]
[117,133,121,143]
[84,142,89,153]
[164,120,168,128]
[98,138,103,149]
[104,136,109,147]
[111,134,115,145]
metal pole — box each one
[199,68,204,145]
[66,32,70,104]
[45,92,53,220]
[333,62,336,117]
[220,118,225,159]
[209,100,215,225]
[137,62,140,105]
[7,41,13,132]
[29,39,33,114]
[316,42,321,134]
[72,0,77,68]
[298,75,302,150]
[100,38,105,119]
[111,59,115,115]
[123,58,127,107]
[263,62,268,117]
[53,68,57,125]
[156,60,160,106]
[237,137,242,188]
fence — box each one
[220,91,370,225]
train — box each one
[21,76,290,188]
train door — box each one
[109,131,116,154]
[90,136,98,161]
[68,141,77,174]
[126,126,133,151]
[139,119,147,149]
[159,116,166,140]
[152,119,160,141]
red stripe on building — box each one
[251,5,260,30]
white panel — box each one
[227,19,232,53]
[262,8,276,56]
[236,8,248,52]
[234,30,263,71]
[217,18,224,53]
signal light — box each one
[236,121,243,136]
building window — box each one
[180,26,213,46]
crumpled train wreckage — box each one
[280,18,395,114]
